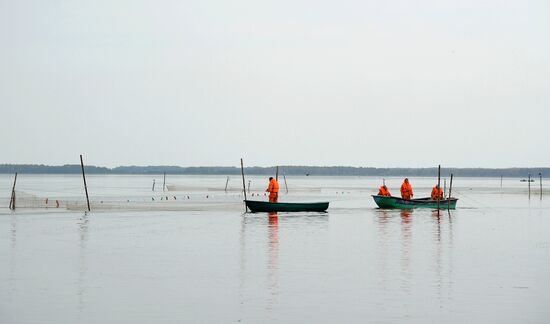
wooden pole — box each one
[163,172,166,192]
[500,175,503,189]
[9,172,17,210]
[240,159,247,212]
[225,176,230,193]
[248,180,251,194]
[437,165,441,215]
[540,173,543,200]
[80,155,91,212]
[528,173,531,199]
[276,166,279,181]
[283,173,288,194]
[152,179,155,191]
[448,174,453,210]
[443,178,447,199]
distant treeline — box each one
[0,164,547,178]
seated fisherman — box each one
[378,185,391,196]
[431,185,444,200]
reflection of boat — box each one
[372,195,458,209]
[519,179,535,182]
[245,200,329,212]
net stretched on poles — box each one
[10,190,245,212]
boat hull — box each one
[245,200,329,213]
[372,195,458,209]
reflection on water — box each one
[9,213,17,298]
[375,208,456,303]
[77,212,89,316]
[239,212,329,319]
[267,212,279,312]
[400,209,413,293]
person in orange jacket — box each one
[266,177,280,203]
[400,178,413,200]
[378,185,391,196]
[431,185,444,200]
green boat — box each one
[245,200,329,213]
[372,195,458,209]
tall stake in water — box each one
[225,176,230,193]
[437,165,441,215]
[448,174,454,211]
[9,172,17,210]
[80,155,91,212]
[528,173,531,199]
[540,173,543,200]
[283,172,288,194]
[276,166,279,181]
[240,158,247,212]
[163,172,166,192]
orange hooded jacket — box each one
[267,179,279,194]
[378,186,391,196]
[431,187,443,200]
[400,181,413,199]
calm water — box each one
[1,175,549,323]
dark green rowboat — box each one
[372,195,458,209]
[245,200,329,213]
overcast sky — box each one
[1,0,549,168]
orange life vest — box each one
[267,179,279,194]
[400,182,413,199]
[378,186,391,196]
[431,187,443,200]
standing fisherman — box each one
[400,178,414,200]
[266,177,280,203]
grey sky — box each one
[1,0,549,168]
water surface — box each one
[1,175,549,323]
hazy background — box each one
[1,0,549,168]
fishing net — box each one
[8,174,540,213]
[8,190,249,212]
[9,191,69,209]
